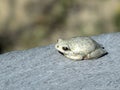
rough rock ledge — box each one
[0,32,120,90]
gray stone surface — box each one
[0,32,120,90]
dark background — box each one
[0,0,120,53]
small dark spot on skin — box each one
[57,45,59,48]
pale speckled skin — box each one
[55,37,107,60]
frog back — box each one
[68,37,98,54]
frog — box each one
[55,36,108,60]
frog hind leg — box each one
[84,48,108,60]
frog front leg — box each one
[65,54,84,60]
[84,48,107,59]
[65,51,85,60]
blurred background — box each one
[0,0,120,54]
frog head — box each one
[55,39,71,55]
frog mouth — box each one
[58,51,65,56]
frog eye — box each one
[57,45,59,48]
[62,47,70,51]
